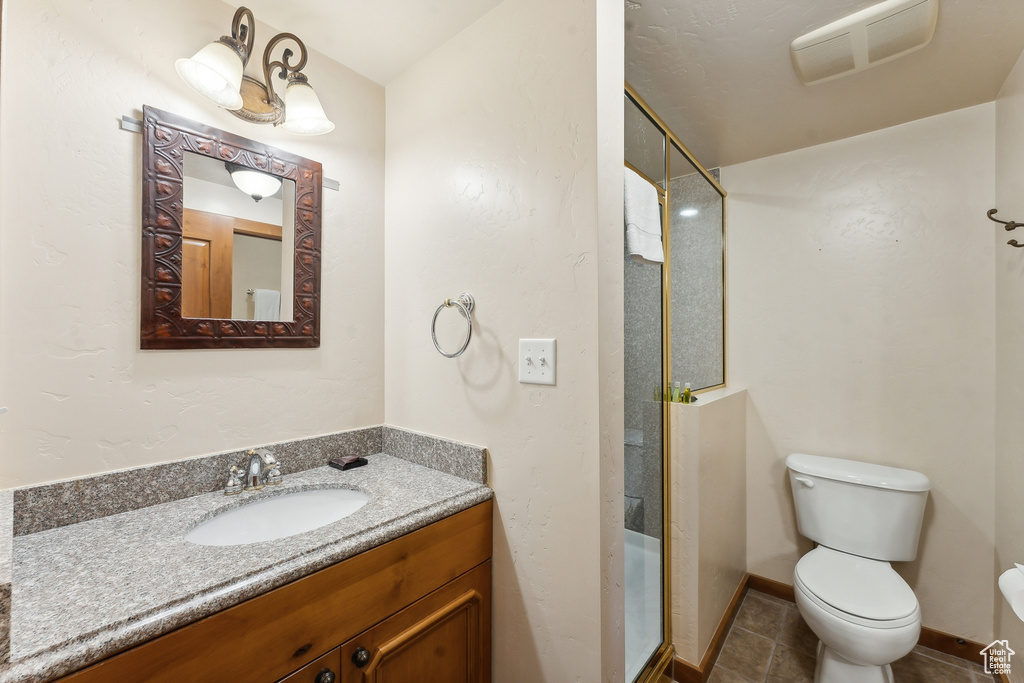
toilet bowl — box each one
[794,547,921,682]
[786,454,931,683]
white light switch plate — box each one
[519,339,556,385]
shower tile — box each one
[624,495,644,533]
[640,401,663,538]
[624,446,644,497]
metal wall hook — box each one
[987,209,1024,247]
[987,209,1024,231]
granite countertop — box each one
[1,454,492,683]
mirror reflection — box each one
[181,151,296,322]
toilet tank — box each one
[787,453,930,562]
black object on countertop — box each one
[329,455,368,471]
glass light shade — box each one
[230,169,282,202]
[281,80,335,135]
[175,41,244,111]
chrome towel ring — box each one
[431,293,475,358]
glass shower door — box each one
[622,82,727,683]
[623,89,668,683]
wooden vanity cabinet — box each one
[338,562,490,683]
[278,562,490,683]
[59,500,492,683]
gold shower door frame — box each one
[625,81,728,683]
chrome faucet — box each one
[225,448,283,495]
[245,450,266,491]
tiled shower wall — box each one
[623,247,663,538]
[669,167,724,391]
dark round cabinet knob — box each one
[314,668,336,683]
[352,646,371,668]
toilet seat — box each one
[795,547,919,629]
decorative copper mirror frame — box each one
[141,105,321,349]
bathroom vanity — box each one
[0,430,492,683]
[60,501,492,683]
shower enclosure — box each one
[623,84,726,683]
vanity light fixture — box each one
[175,6,335,136]
[226,162,282,202]
[680,208,699,217]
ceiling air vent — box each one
[790,0,938,85]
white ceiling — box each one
[626,0,1024,168]
[235,0,503,86]
[232,1,1024,169]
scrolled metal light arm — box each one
[176,6,333,135]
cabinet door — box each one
[279,648,342,683]
[340,561,490,683]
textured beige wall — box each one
[724,104,997,641]
[673,403,700,664]
[671,388,746,665]
[0,0,386,487]
[383,0,623,679]
[597,0,627,677]
[995,47,1024,680]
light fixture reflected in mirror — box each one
[226,162,282,202]
[175,6,335,136]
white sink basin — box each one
[185,488,370,546]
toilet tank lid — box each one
[786,453,931,492]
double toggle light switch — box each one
[519,339,556,385]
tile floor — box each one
[707,590,999,683]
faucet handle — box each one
[266,458,283,486]
[225,465,244,496]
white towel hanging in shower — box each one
[624,167,664,265]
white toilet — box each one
[786,453,931,683]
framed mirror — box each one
[141,105,322,349]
